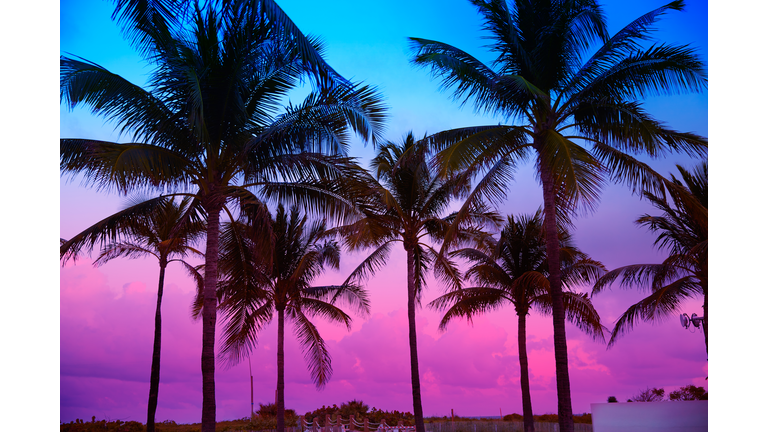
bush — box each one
[304,401,413,426]
[247,402,298,429]
[669,385,707,401]
[631,387,665,402]
[61,418,144,432]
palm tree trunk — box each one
[202,197,224,432]
[539,159,574,432]
[516,310,534,432]
[406,246,425,432]
[406,248,424,432]
[146,258,168,432]
[277,306,286,432]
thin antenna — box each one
[249,355,254,420]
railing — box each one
[298,415,415,432]
[240,418,591,432]
[424,421,592,432]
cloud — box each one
[61,259,708,423]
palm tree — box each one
[592,162,707,351]
[60,1,386,429]
[334,132,499,432]
[409,1,706,430]
[207,203,370,432]
[60,196,205,432]
[430,211,605,432]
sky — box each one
[15,0,753,428]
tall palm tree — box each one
[60,1,386,429]
[592,162,707,351]
[430,211,605,432]
[61,196,205,432]
[206,203,370,432]
[409,1,706,429]
[334,132,500,432]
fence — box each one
[250,418,592,432]
[298,415,414,432]
[424,421,592,432]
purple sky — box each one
[7,0,758,429]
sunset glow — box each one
[59,0,709,426]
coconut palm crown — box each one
[60,1,386,430]
[409,1,706,430]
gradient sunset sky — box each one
[53,0,726,426]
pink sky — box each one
[59,197,709,423]
[49,0,726,427]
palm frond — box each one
[532,291,607,343]
[592,263,672,295]
[111,0,185,59]
[61,56,183,145]
[427,246,463,292]
[564,1,686,97]
[291,311,333,388]
[61,139,192,193]
[537,130,604,216]
[60,195,167,263]
[93,242,158,266]
[429,287,509,331]
[218,299,274,368]
[409,37,541,117]
[606,276,699,347]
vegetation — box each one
[61,419,144,432]
[209,204,370,432]
[430,211,605,432]
[304,400,371,423]
[592,163,708,351]
[334,133,499,432]
[246,403,299,430]
[669,385,707,401]
[61,412,596,432]
[409,1,707,430]
[304,401,415,426]
[629,387,665,402]
[619,384,707,402]
[61,0,385,430]
[60,196,205,432]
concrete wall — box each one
[591,401,707,432]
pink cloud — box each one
[61,237,708,423]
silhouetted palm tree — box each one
[431,211,605,432]
[592,162,707,351]
[61,196,205,432]
[335,133,500,432]
[409,1,706,429]
[60,1,385,429]
[207,203,370,432]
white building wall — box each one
[591,401,707,432]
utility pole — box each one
[249,355,254,419]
